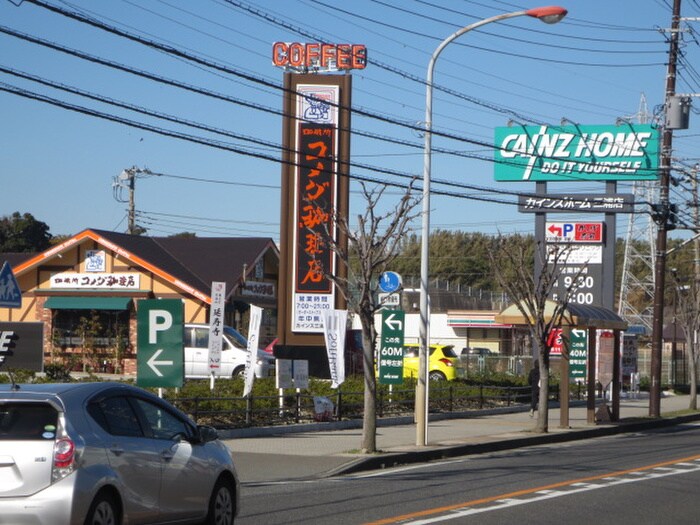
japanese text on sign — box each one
[51,272,140,290]
[296,123,335,294]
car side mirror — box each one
[196,425,219,443]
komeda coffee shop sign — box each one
[272,42,367,72]
[494,124,659,182]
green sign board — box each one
[378,309,405,385]
[137,299,184,388]
[494,124,659,182]
[569,329,587,380]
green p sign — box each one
[137,299,184,388]
[379,309,404,385]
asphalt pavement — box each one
[221,393,700,483]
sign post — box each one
[378,309,405,385]
[137,299,184,389]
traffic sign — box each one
[569,329,587,380]
[378,292,400,307]
[137,299,184,388]
[378,309,404,385]
[0,262,22,308]
[378,271,402,293]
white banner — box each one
[208,282,226,372]
[243,305,263,397]
[321,309,347,388]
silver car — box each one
[0,381,239,524]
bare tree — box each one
[489,235,582,433]
[316,181,421,453]
[671,270,700,409]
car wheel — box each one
[429,370,446,381]
[232,366,245,379]
[205,478,235,525]
[84,493,120,525]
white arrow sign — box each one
[147,348,173,377]
[384,312,403,331]
[572,329,587,338]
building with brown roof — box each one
[0,229,279,374]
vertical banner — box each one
[293,119,336,332]
[208,281,226,374]
[321,309,347,388]
[243,305,263,397]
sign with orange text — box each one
[278,73,350,348]
[272,42,367,72]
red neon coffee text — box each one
[272,42,367,70]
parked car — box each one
[184,323,275,379]
[461,347,495,357]
[0,381,240,525]
[402,343,460,381]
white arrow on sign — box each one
[384,312,403,331]
[147,348,173,377]
[572,329,587,338]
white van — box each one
[184,324,275,379]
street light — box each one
[417,6,568,446]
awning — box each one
[44,296,132,310]
[495,300,627,331]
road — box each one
[237,422,700,524]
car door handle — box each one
[109,445,124,456]
[160,449,175,461]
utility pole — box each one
[650,0,682,418]
[113,166,152,235]
[128,170,136,235]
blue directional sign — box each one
[0,262,22,308]
[378,271,402,293]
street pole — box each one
[650,0,682,418]
[417,6,568,446]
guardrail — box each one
[166,382,586,429]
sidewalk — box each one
[222,393,700,483]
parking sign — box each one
[137,299,184,388]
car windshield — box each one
[0,402,58,441]
[224,326,249,349]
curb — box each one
[320,411,700,477]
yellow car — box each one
[402,343,460,381]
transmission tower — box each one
[618,93,658,333]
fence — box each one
[166,382,576,429]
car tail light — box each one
[439,358,454,367]
[52,437,76,481]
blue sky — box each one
[1,0,698,242]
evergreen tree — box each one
[0,212,52,252]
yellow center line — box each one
[364,453,700,525]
